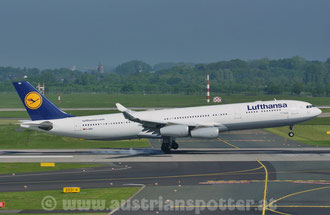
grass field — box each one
[0,187,140,211]
[0,121,149,149]
[1,93,330,109]
[0,110,120,118]
[299,117,330,125]
[266,116,330,146]
[0,163,104,174]
[321,108,330,112]
[0,109,328,119]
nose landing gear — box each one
[288,125,294,137]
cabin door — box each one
[74,119,82,131]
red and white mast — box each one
[206,74,210,103]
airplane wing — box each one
[115,103,226,129]
[116,103,166,127]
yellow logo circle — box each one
[24,92,43,110]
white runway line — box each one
[0,156,73,158]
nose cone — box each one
[315,108,322,116]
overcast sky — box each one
[0,0,329,69]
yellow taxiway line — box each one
[266,185,330,209]
[256,160,268,215]
[217,138,240,148]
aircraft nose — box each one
[315,108,322,116]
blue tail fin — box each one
[12,81,74,121]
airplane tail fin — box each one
[12,81,73,121]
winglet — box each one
[115,103,127,112]
[116,103,139,122]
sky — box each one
[0,0,329,69]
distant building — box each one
[97,62,104,73]
[71,66,77,71]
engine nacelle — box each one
[160,125,189,137]
[191,127,219,139]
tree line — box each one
[0,57,330,96]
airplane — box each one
[13,81,322,153]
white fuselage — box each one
[26,100,321,140]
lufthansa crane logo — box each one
[24,92,43,110]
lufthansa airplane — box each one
[13,81,321,153]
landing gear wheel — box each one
[288,131,294,137]
[161,143,171,153]
[171,141,179,150]
[288,125,294,137]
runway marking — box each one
[109,184,146,215]
[170,204,260,208]
[0,167,131,178]
[200,179,330,185]
[256,160,268,215]
[200,180,251,184]
[2,168,330,186]
[217,138,240,149]
[266,185,330,209]
[197,169,330,177]
[2,166,330,189]
[230,140,272,142]
[266,208,290,215]
[0,156,73,158]
[170,204,330,208]
[277,205,330,208]
[0,166,263,185]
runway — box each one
[0,130,329,163]
[1,147,330,163]
[1,161,330,214]
[0,129,330,214]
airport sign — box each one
[63,187,80,193]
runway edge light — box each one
[63,187,80,193]
[40,162,55,167]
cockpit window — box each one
[306,105,314,108]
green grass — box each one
[266,124,330,146]
[0,111,29,118]
[0,110,119,118]
[0,212,107,215]
[0,187,140,211]
[0,214,105,215]
[9,214,107,215]
[0,93,207,108]
[300,117,330,125]
[0,122,150,149]
[321,108,330,112]
[0,163,104,174]
[2,93,330,109]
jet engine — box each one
[190,127,219,139]
[160,125,189,137]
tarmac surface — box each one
[0,129,330,214]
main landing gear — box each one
[288,125,294,137]
[161,137,179,153]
